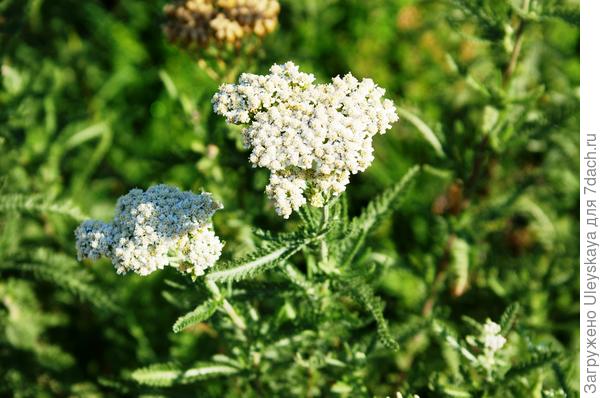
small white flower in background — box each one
[212,61,399,218]
[481,320,506,353]
[388,393,420,398]
[542,389,568,398]
[476,319,507,372]
[75,185,223,278]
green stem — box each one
[319,204,330,264]
[206,279,247,330]
[502,0,531,87]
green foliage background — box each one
[0,0,579,396]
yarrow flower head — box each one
[163,0,280,48]
[75,185,223,278]
[212,61,399,218]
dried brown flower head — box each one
[164,0,279,48]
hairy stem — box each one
[206,279,247,330]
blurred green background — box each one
[0,0,579,396]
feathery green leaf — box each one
[504,351,561,380]
[206,240,307,283]
[346,279,399,351]
[338,166,420,265]
[172,299,221,333]
[0,193,86,221]
[499,303,520,335]
[131,362,239,387]
[353,166,420,232]
[0,251,117,312]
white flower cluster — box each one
[389,393,420,398]
[475,320,507,372]
[75,185,224,278]
[481,320,506,353]
[212,61,399,218]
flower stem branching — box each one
[206,279,247,331]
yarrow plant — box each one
[212,61,399,218]
[75,185,223,278]
[0,0,578,396]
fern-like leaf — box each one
[297,206,321,232]
[252,228,316,245]
[0,193,86,221]
[324,195,350,238]
[503,350,561,380]
[499,302,520,335]
[206,241,306,283]
[353,166,420,231]
[541,5,579,26]
[0,250,117,312]
[338,166,420,265]
[346,279,399,351]
[552,361,574,398]
[172,299,221,333]
[131,362,239,387]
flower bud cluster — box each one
[75,185,223,278]
[476,320,507,371]
[481,320,506,353]
[164,0,279,48]
[212,61,399,218]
